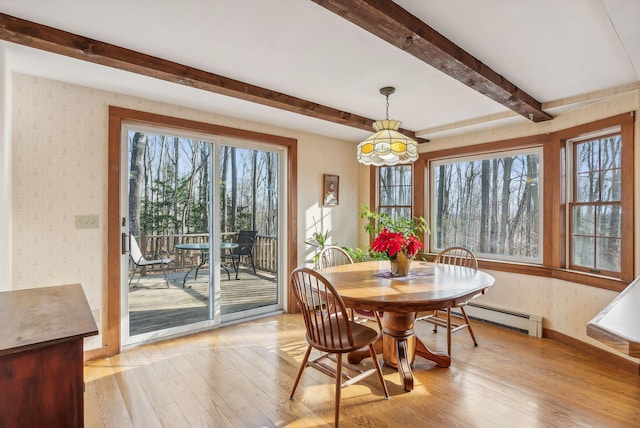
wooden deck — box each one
[128,267,278,336]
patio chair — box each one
[416,246,479,356]
[221,230,257,280]
[129,235,174,288]
[289,267,389,427]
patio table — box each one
[175,242,238,287]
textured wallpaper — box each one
[12,76,108,348]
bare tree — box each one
[434,152,540,258]
[172,137,179,233]
[220,146,229,232]
[251,150,258,231]
[129,132,146,236]
[266,153,274,235]
[479,160,490,253]
[230,147,237,231]
[499,157,513,253]
[489,159,499,252]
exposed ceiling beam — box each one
[0,13,427,142]
[311,0,553,123]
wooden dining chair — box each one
[289,267,389,427]
[317,246,381,324]
[416,246,479,356]
[318,246,353,269]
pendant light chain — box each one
[385,94,390,120]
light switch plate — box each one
[75,215,99,229]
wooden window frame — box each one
[428,147,543,261]
[376,165,413,219]
[409,113,634,292]
[568,131,623,276]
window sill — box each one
[478,259,629,292]
[417,253,629,292]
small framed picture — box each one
[323,174,339,206]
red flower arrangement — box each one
[371,228,424,258]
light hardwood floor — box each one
[84,314,640,427]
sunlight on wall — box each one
[299,136,360,267]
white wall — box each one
[418,90,640,362]
[9,73,359,350]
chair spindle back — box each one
[290,267,354,350]
[318,246,354,269]
[434,246,478,270]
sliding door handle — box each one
[122,233,130,254]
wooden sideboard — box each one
[0,284,99,427]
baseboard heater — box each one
[457,303,543,338]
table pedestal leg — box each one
[182,260,206,288]
[182,267,194,288]
[346,311,453,392]
[415,338,451,368]
[181,250,207,288]
[382,312,417,392]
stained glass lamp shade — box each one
[357,87,418,166]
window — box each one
[431,149,542,262]
[410,112,634,288]
[569,130,622,275]
[378,165,412,220]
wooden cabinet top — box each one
[0,283,99,356]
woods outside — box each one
[127,131,279,271]
[128,131,278,237]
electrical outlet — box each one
[75,215,99,229]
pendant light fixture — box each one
[357,86,418,166]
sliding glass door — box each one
[121,125,282,345]
[218,144,280,321]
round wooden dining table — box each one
[318,260,494,392]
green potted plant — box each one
[305,229,330,269]
[360,205,429,276]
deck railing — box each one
[136,233,278,273]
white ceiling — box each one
[1,0,639,142]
